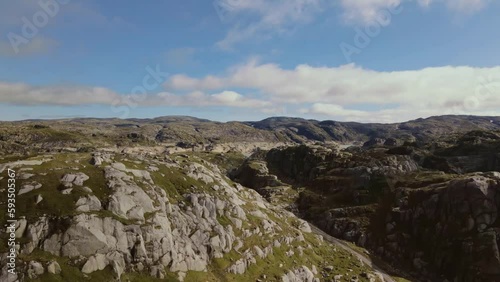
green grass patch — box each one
[0,153,110,252]
[149,164,212,203]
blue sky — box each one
[0,0,499,122]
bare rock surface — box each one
[18,182,42,195]
[61,172,89,187]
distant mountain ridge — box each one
[1,115,500,155]
[247,115,500,143]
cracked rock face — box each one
[105,165,155,221]
[370,173,500,281]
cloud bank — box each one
[164,61,500,122]
[214,0,492,48]
[2,61,500,122]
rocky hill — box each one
[2,115,500,156]
[1,115,500,282]
[248,115,500,143]
[0,148,391,282]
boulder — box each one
[47,261,61,274]
[18,183,42,195]
[282,266,315,282]
[35,194,43,204]
[91,155,103,166]
[81,186,93,193]
[61,173,89,187]
[75,195,102,212]
[27,261,44,279]
[227,259,247,274]
[19,173,35,180]
[61,188,73,195]
[60,215,127,257]
[15,218,28,238]
[297,219,312,233]
[82,254,108,274]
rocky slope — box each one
[0,149,385,282]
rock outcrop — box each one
[0,150,379,282]
[371,173,500,281]
[234,142,500,281]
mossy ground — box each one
[0,153,109,223]
[0,153,110,252]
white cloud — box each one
[337,0,491,24]
[301,103,368,118]
[0,82,122,105]
[338,0,403,24]
[2,61,500,122]
[0,81,275,112]
[165,74,225,90]
[164,60,500,122]
[156,90,272,108]
[215,0,323,49]
[214,0,491,48]
[428,0,491,13]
